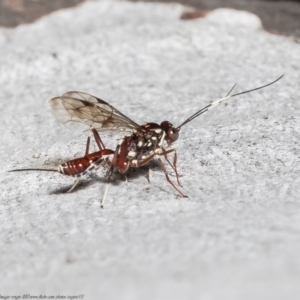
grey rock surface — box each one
[0,1,300,299]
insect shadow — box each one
[49,175,107,195]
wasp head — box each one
[160,121,179,145]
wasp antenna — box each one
[177,74,284,130]
[225,83,237,97]
[8,168,57,173]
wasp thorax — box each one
[161,121,179,144]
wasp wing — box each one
[50,91,141,132]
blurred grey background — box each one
[1,0,300,39]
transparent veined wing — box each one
[50,91,141,132]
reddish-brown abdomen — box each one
[60,157,91,176]
[58,149,114,176]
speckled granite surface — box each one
[0,1,300,299]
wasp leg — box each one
[92,128,106,151]
[101,167,114,209]
[147,167,152,183]
[101,180,110,209]
[131,151,186,198]
[124,174,128,183]
[101,145,119,208]
[157,158,187,198]
[66,177,81,193]
[85,128,107,156]
[84,132,92,156]
[161,148,182,187]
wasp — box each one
[10,75,283,207]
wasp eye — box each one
[168,127,178,142]
[160,121,179,143]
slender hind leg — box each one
[66,177,81,193]
[92,128,106,151]
[100,145,119,208]
[84,131,92,156]
[84,129,113,207]
[101,166,114,208]
[85,128,107,156]
[147,167,152,183]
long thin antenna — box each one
[225,83,237,97]
[177,74,284,130]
